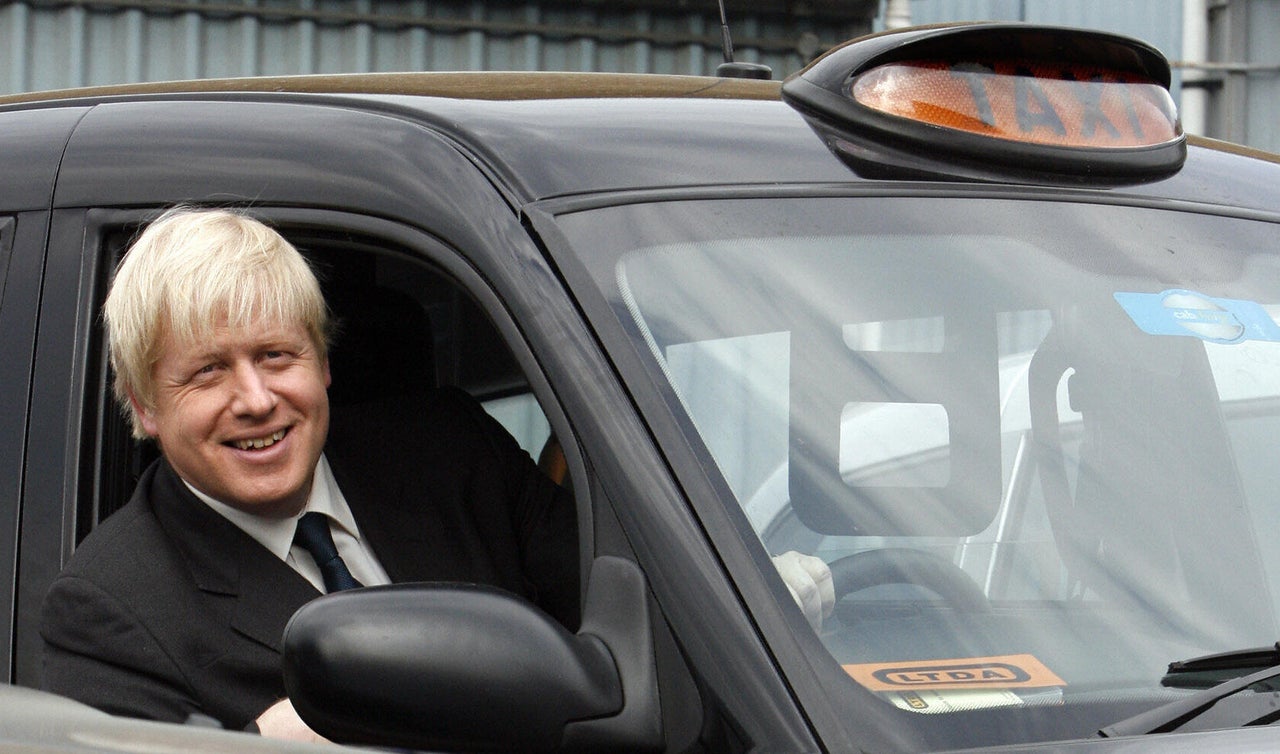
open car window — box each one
[558,195,1280,749]
[87,223,556,532]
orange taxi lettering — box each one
[949,63,997,127]
[1120,85,1146,140]
[1073,74,1123,139]
[1014,68,1066,136]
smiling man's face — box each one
[134,317,331,519]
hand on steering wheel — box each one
[827,548,992,612]
[773,551,835,631]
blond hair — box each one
[105,208,329,438]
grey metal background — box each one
[1,0,1276,150]
[909,0,1184,67]
[0,0,874,91]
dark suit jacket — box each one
[39,388,578,730]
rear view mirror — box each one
[789,317,1001,536]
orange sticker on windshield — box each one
[845,654,1065,692]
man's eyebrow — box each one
[171,354,220,372]
[165,342,224,365]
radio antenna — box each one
[714,0,773,79]
[718,0,736,65]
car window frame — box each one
[0,211,47,684]
[16,205,595,689]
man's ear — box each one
[128,390,160,438]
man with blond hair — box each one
[39,208,580,740]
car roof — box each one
[2,71,1280,214]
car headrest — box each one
[325,285,435,407]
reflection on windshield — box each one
[563,197,1280,749]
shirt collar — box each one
[183,454,360,562]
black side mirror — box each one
[282,556,662,752]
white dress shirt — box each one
[184,454,391,592]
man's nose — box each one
[229,363,278,415]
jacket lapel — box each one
[148,460,321,652]
[229,557,321,651]
[327,448,430,584]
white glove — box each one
[772,551,834,632]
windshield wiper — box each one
[1099,644,1280,737]
[1161,642,1280,689]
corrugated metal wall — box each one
[1213,0,1280,150]
[0,0,874,94]
[907,0,1184,86]
[2,0,1275,150]
[908,0,1184,53]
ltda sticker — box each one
[845,654,1066,692]
[1115,290,1280,345]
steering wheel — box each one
[828,548,992,612]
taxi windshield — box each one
[557,195,1280,749]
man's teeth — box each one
[234,430,285,450]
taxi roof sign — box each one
[782,24,1186,182]
[851,60,1178,149]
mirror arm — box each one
[563,556,664,752]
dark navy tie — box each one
[293,512,363,592]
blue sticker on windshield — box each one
[1114,290,1280,345]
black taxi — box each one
[3,21,1280,753]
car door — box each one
[15,94,798,753]
[0,104,90,683]
[15,94,829,752]
[16,96,555,685]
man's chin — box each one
[222,485,311,519]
